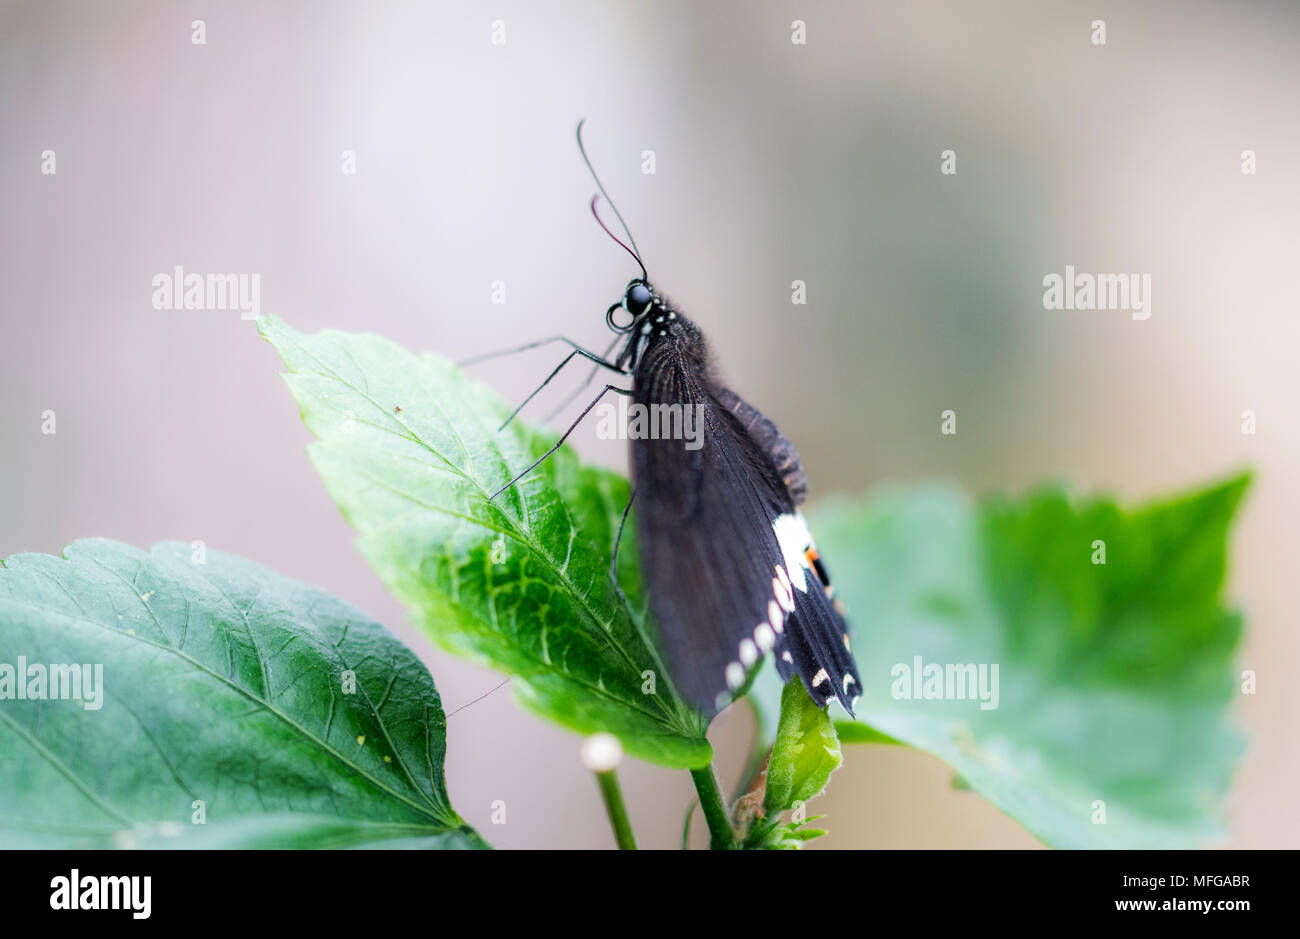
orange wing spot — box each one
[804,546,820,566]
[843,632,851,651]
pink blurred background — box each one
[1,0,1296,847]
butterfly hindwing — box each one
[711,384,809,506]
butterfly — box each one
[479,122,863,718]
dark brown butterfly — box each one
[480,122,863,717]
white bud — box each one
[581,732,623,773]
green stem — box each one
[689,764,734,850]
[595,769,637,850]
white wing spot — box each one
[768,600,784,634]
[738,638,758,666]
[811,668,830,688]
[772,574,795,613]
[754,623,775,652]
[771,514,811,592]
[725,662,745,690]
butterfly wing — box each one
[630,326,862,716]
[711,385,810,506]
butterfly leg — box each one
[458,335,626,370]
[489,384,632,501]
[538,334,622,425]
[497,342,625,432]
[609,486,637,608]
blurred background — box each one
[1,0,1296,848]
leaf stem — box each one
[594,769,638,850]
[689,764,734,849]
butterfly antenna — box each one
[576,119,648,280]
[590,196,646,280]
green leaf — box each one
[832,721,902,746]
[814,475,1249,849]
[742,679,843,850]
[763,679,843,817]
[0,539,486,849]
[258,316,710,769]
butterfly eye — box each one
[625,283,653,317]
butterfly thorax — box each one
[611,281,706,378]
